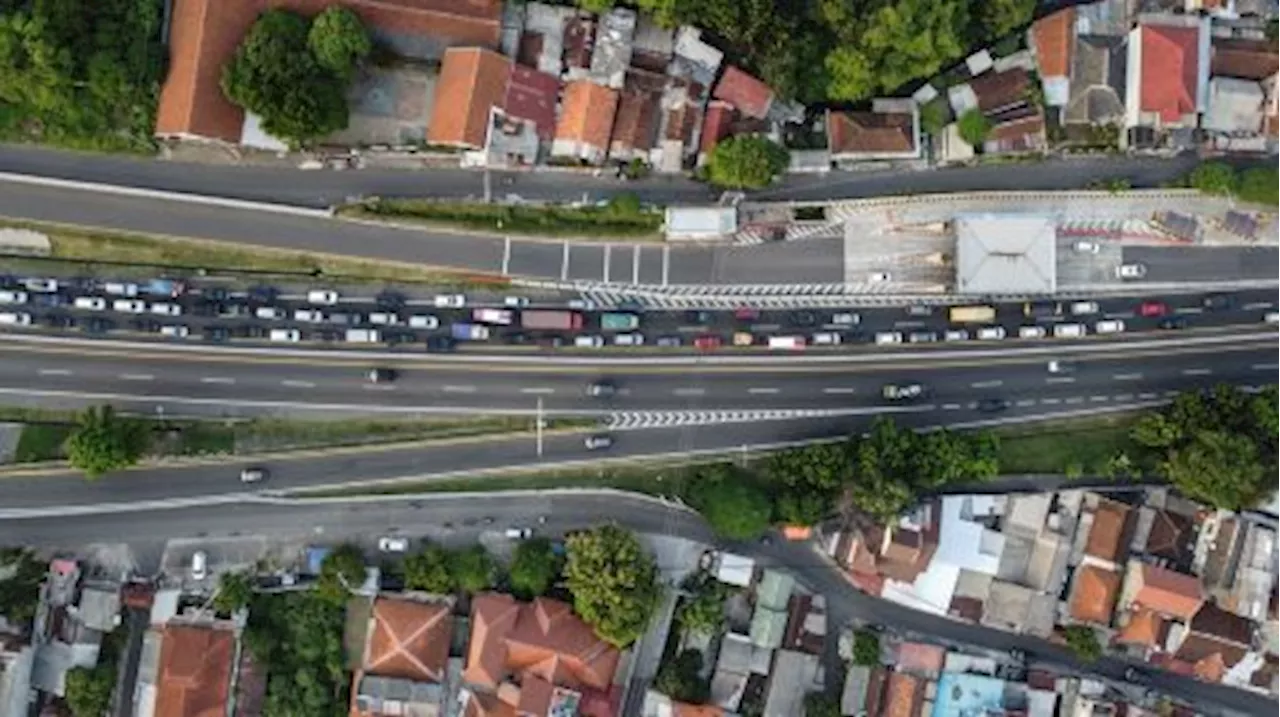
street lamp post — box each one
[536,397,544,458]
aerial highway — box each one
[0,490,1271,717]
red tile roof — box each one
[713,66,774,120]
[1085,499,1131,564]
[505,65,561,141]
[555,80,619,152]
[699,100,735,156]
[157,0,502,142]
[1115,607,1164,647]
[611,71,664,154]
[1133,564,1205,620]
[1211,38,1279,80]
[1069,565,1121,626]
[428,47,512,149]
[1032,8,1076,78]
[827,110,916,155]
[970,68,1032,113]
[883,672,922,717]
[1140,24,1201,122]
[362,596,452,682]
[154,624,235,717]
[895,642,946,675]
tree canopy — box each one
[508,538,563,599]
[1186,162,1238,196]
[64,663,116,717]
[244,591,348,717]
[957,109,992,147]
[705,135,789,189]
[221,8,367,147]
[0,547,44,628]
[688,465,774,539]
[403,544,456,594]
[66,405,146,479]
[451,545,498,594]
[677,572,731,636]
[1063,625,1103,663]
[653,650,710,703]
[213,571,254,615]
[317,543,366,602]
[564,524,660,648]
[852,628,881,666]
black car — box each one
[44,313,75,329]
[313,329,341,343]
[202,287,229,301]
[32,293,66,307]
[1157,316,1188,330]
[685,310,713,325]
[1022,300,1061,318]
[504,332,530,345]
[241,325,267,339]
[791,310,817,326]
[130,319,161,333]
[375,290,406,309]
[977,397,1010,413]
[587,381,617,398]
[191,300,218,316]
[247,285,279,303]
[204,326,231,342]
[906,305,934,317]
[1202,293,1234,311]
[384,330,416,345]
[83,318,113,334]
[367,368,397,383]
[217,304,249,318]
[425,336,456,352]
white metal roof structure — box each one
[955,214,1057,294]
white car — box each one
[369,312,402,325]
[1266,312,1280,324]
[567,298,597,311]
[831,312,860,326]
[504,528,533,540]
[1073,241,1100,253]
[1018,325,1047,339]
[1053,323,1086,338]
[977,326,1007,340]
[408,315,440,329]
[868,271,891,283]
[103,282,138,296]
[574,335,605,348]
[613,333,644,346]
[503,296,530,308]
[811,332,841,345]
[73,296,106,311]
[255,306,284,320]
[378,537,409,553]
[269,328,302,342]
[294,308,327,323]
[307,289,339,305]
[23,278,58,293]
[433,294,466,308]
[113,299,147,314]
[874,331,902,345]
[943,329,970,342]
[1116,263,1148,279]
[190,551,208,581]
[1070,301,1100,315]
[0,290,28,304]
[150,302,182,316]
[160,325,190,338]
[1095,319,1126,334]
[0,312,32,326]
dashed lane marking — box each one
[1065,397,1084,404]
[1016,399,1035,407]
[1252,364,1278,371]
[120,374,154,381]
[441,385,476,393]
[1045,377,1076,384]
[1113,373,1143,380]
[200,377,235,385]
[1090,395,1109,402]
[1181,368,1212,376]
[1041,398,1061,405]
[943,403,962,410]
[281,380,315,388]
[822,388,856,395]
[1116,393,1133,401]
[747,388,780,395]
[519,387,555,395]
[970,380,1003,388]
[37,369,72,376]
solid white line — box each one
[1046,376,1076,384]
[520,387,555,395]
[673,388,706,397]
[943,403,961,410]
[822,388,856,395]
[1181,368,1212,376]
[1016,399,1035,407]
[120,374,153,381]
[501,236,511,275]
[662,246,670,286]
[1065,397,1084,404]
[1041,398,1061,405]
[1113,373,1143,381]
[632,246,641,285]
[37,369,72,376]
[970,380,1003,388]
[602,244,611,283]
[1252,363,1279,371]
[200,377,235,385]
[747,388,779,395]
[1138,392,1157,399]
[1115,393,1134,401]
[1090,395,1109,402]
[560,242,570,281]
[362,384,396,391]
[441,385,476,394]
[1244,302,1274,310]
[281,380,315,388]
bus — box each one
[948,305,997,323]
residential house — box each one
[880,672,924,717]
[748,570,794,650]
[1123,16,1211,142]
[461,594,621,716]
[826,99,922,163]
[841,664,871,716]
[1068,564,1122,628]
[1203,77,1268,134]
[517,3,575,76]
[1079,497,1134,571]
[981,580,1056,638]
[1141,508,1198,573]
[712,66,775,121]
[0,635,34,717]
[833,503,939,600]
[1117,562,1206,655]
[564,13,597,75]
[957,67,1047,154]
[551,80,620,164]
[589,8,636,89]
[714,553,756,589]
[761,649,821,717]
[153,623,237,717]
[782,594,826,655]
[1065,34,1128,127]
[30,561,121,698]
[631,16,675,72]
[350,595,454,717]
[1221,522,1277,623]
[1169,602,1256,683]
[893,642,946,678]
[610,69,666,161]
[155,0,503,144]
[932,673,1005,715]
[654,27,722,172]
[1030,8,1076,109]
[1206,36,1279,146]
[709,632,771,711]
[698,100,735,162]
[639,690,725,717]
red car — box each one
[693,335,722,351]
[1138,301,1168,317]
[734,307,761,321]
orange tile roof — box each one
[1211,38,1279,80]
[827,110,915,155]
[1139,24,1201,122]
[782,525,813,541]
[673,703,724,717]
[883,672,922,717]
[363,596,452,682]
[713,66,774,119]
[464,594,621,694]
[1115,607,1164,646]
[895,642,946,674]
[154,624,235,717]
[1069,565,1121,626]
[427,47,512,148]
[156,0,502,142]
[1134,564,1205,620]
[1032,8,1076,78]
[555,81,619,152]
[1085,499,1131,564]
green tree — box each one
[775,487,837,526]
[66,405,145,479]
[64,663,116,717]
[706,135,790,189]
[213,571,254,615]
[307,6,371,79]
[317,543,366,602]
[607,191,642,215]
[1186,162,1237,196]
[1063,625,1103,663]
[564,524,660,648]
[919,97,949,136]
[508,538,562,599]
[957,109,991,147]
[824,46,875,102]
[691,471,773,540]
[976,0,1035,40]
[1237,167,1279,206]
[221,9,350,146]
[244,591,347,717]
[831,0,968,99]
[452,545,497,594]
[677,572,731,636]
[852,628,881,666]
[404,544,455,594]
[1163,430,1266,511]
[654,650,710,703]
[803,692,842,717]
[577,0,616,12]
[0,547,45,628]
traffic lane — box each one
[707,237,847,284]
[1126,245,1280,283]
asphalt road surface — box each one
[0,491,1270,716]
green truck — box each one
[600,312,640,331]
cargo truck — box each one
[948,305,996,323]
[520,310,584,331]
[600,312,640,331]
[451,323,491,341]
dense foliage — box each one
[212,571,254,615]
[654,649,711,703]
[0,547,43,628]
[803,693,843,717]
[1062,625,1102,663]
[403,543,458,594]
[244,591,348,717]
[705,135,790,189]
[1131,385,1278,511]
[957,109,992,147]
[66,405,146,479]
[564,524,661,647]
[1184,162,1279,206]
[451,545,498,594]
[677,571,732,635]
[580,0,1036,103]
[221,8,369,147]
[687,465,774,539]
[508,537,563,599]
[0,0,165,151]
[64,663,116,717]
[317,543,367,602]
[852,628,881,666]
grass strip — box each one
[339,197,664,240]
[993,411,1141,475]
[0,219,510,289]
